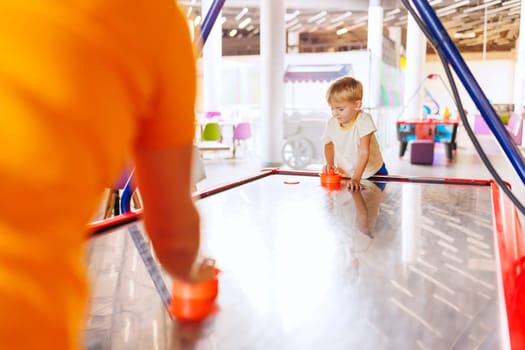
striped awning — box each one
[283,64,352,83]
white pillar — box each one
[202,0,222,113]
[388,26,402,67]
[260,0,285,166]
[367,3,383,113]
[513,0,525,115]
[404,14,427,120]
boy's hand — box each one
[322,164,336,174]
[347,178,365,191]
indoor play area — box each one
[83,0,525,349]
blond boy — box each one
[322,76,388,191]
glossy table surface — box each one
[84,172,507,350]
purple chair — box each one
[474,114,490,134]
[205,111,221,119]
[410,140,434,165]
[232,122,252,158]
[507,112,523,146]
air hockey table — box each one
[86,169,524,350]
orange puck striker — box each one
[169,261,220,321]
[320,169,341,190]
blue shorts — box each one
[372,163,388,191]
[374,163,389,176]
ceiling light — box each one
[289,23,303,32]
[486,1,520,14]
[307,11,327,23]
[315,17,327,25]
[436,0,470,15]
[454,31,476,38]
[327,21,344,30]
[238,17,252,29]
[354,15,369,24]
[336,27,349,35]
[464,0,501,13]
[346,22,367,31]
[286,19,299,28]
[330,11,353,23]
[437,8,462,16]
[186,7,192,17]
[383,15,397,22]
[221,16,226,25]
[455,13,470,18]
[194,15,202,26]
[235,8,248,21]
[286,10,300,22]
[386,8,401,16]
[229,29,238,37]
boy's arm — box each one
[351,191,371,235]
[133,143,201,283]
[348,133,372,190]
[323,141,335,172]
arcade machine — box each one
[396,73,460,160]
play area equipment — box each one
[410,139,435,165]
[397,119,459,160]
[399,73,454,119]
[396,73,459,161]
[407,0,524,184]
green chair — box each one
[198,122,230,156]
[201,122,222,142]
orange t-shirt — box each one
[0,1,196,348]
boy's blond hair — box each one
[326,76,363,103]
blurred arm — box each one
[133,144,200,282]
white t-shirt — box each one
[321,111,384,178]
